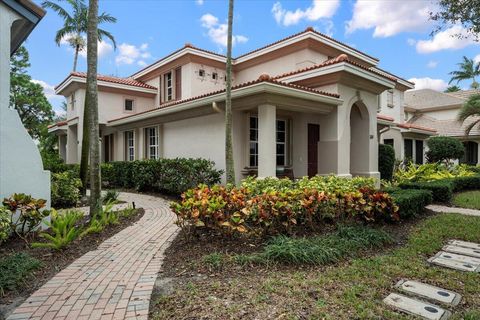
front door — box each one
[308,124,320,177]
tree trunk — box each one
[73,44,79,72]
[87,0,101,216]
[79,94,90,196]
[225,0,235,185]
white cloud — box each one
[196,0,204,5]
[416,26,478,53]
[475,54,480,64]
[408,77,449,91]
[115,42,152,66]
[31,79,66,116]
[427,60,438,68]
[60,34,113,59]
[200,13,248,47]
[272,0,339,27]
[346,0,432,37]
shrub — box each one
[2,194,48,238]
[103,190,119,204]
[399,180,453,203]
[51,171,82,208]
[31,209,83,250]
[172,177,398,237]
[426,136,465,163]
[101,158,223,195]
[394,162,474,184]
[388,189,432,218]
[0,253,41,295]
[450,175,480,192]
[379,144,395,181]
[0,207,10,244]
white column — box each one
[257,104,276,178]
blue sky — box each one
[24,0,480,115]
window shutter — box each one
[175,67,182,100]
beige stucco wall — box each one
[378,88,405,123]
[421,108,460,120]
[235,48,328,84]
[380,127,404,160]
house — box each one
[0,0,50,206]
[49,27,418,183]
[403,89,480,165]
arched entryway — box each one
[350,102,370,176]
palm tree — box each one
[444,85,461,93]
[42,0,117,71]
[225,0,235,185]
[458,94,480,135]
[86,0,101,216]
[449,56,480,89]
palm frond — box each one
[97,29,116,49]
[41,1,72,21]
[54,25,76,45]
[98,12,117,24]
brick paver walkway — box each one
[427,204,480,217]
[7,192,179,320]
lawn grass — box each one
[452,190,480,210]
[151,213,480,319]
[0,253,41,296]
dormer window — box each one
[199,69,205,77]
[212,72,218,80]
[124,99,134,111]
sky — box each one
[23,0,480,116]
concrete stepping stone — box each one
[384,293,452,320]
[437,251,480,264]
[395,280,461,307]
[443,245,480,259]
[428,253,480,272]
[448,240,480,250]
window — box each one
[387,90,394,108]
[199,69,205,77]
[70,93,75,110]
[415,140,424,164]
[248,116,288,167]
[145,127,159,159]
[276,120,286,166]
[124,130,135,161]
[164,72,173,101]
[384,139,394,147]
[249,117,258,167]
[461,141,478,165]
[124,99,134,111]
[404,139,413,161]
[212,72,218,80]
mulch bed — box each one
[0,208,145,307]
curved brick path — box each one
[7,192,179,320]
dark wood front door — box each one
[308,124,320,177]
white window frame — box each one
[276,119,287,166]
[146,126,159,160]
[164,72,173,102]
[249,116,258,167]
[125,130,135,161]
[248,115,288,167]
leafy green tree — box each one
[430,0,480,41]
[86,0,101,216]
[378,144,395,181]
[458,94,480,135]
[10,46,54,141]
[42,0,117,71]
[444,85,461,93]
[426,136,465,163]
[449,56,480,89]
[225,0,235,185]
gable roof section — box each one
[108,74,341,125]
[405,89,466,110]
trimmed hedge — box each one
[51,171,82,208]
[399,180,454,203]
[388,188,433,219]
[379,144,395,181]
[101,158,223,195]
[450,175,480,192]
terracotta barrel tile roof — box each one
[57,72,157,90]
[377,114,395,121]
[108,75,340,123]
[397,123,437,133]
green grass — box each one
[0,253,42,296]
[152,214,480,319]
[452,190,480,210]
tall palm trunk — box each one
[86,0,101,215]
[73,44,79,71]
[225,0,235,185]
[79,96,90,196]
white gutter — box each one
[108,82,343,127]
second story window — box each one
[212,72,218,80]
[387,90,394,108]
[164,72,173,101]
[125,99,134,111]
[199,69,205,77]
[70,93,75,110]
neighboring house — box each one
[403,89,480,165]
[49,27,416,183]
[0,0,50,206]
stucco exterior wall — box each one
[378,89,404,123]
[235,48,328,84]
[189,63,227,97]
[0,3,50,207]
[380,128,404,160]
[420,108,460,120]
